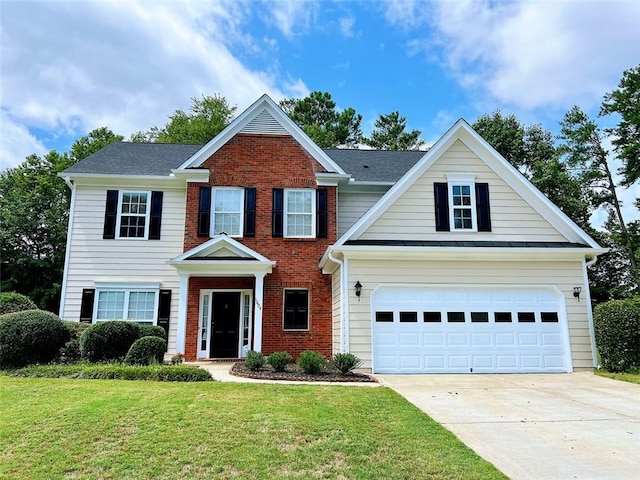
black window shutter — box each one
[243,187,256,237]
[103,190,119,239]
[197,186,211,237]
[316,189,328,238]
[476,183,492,232]
[434,183,450,232]
[149,191,163,240]
[79,289,95,323]
[157,289,171,339]
[272,188,283,237]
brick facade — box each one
[183,134,336,360]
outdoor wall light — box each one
[573,286,582,301]
[354,281,362,300]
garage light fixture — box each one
[354,281,362,300]
[573,286,582,301]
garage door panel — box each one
[372,286,569,374]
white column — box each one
[253,272,265,352]
[175,273,189,355]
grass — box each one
[5,363,212,381]
[595,368,640,385]
[0,376,505,480]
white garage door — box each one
[372,286,570,374]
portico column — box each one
[253,272,266,352]
[175,273,189,355]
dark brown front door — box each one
[210,292,241,358]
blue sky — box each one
[1,0,639,222]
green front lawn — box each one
[595,369,640,385]
[0,377,505,480]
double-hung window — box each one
[212,187,244,237]
[450,184,475,230]
[117,191,150,238]
[283,289,309,330]
[284,189,315,238]
[94,284,159,325]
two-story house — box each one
[59,95,606,374]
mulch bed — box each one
[230,362,377,383]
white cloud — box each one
[264,0,318,40]
[0,111,48,169]
[338,15,355,38]
[0,0,308,169]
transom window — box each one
[212,188,243,236]
[283,289,309,330]
[285,189,314,237]
[118,191,149,238]
[95,287,158,325]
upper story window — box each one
[449,183,476,231]
[212,187,244,237]
[434,180,491,232]
[117,191,150,238]
[284,189,315,238]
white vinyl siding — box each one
[346,258,593,371]
[331,267,342,354]
[338,190,387,237]
[359,140,568,242]
[60,183,184,353]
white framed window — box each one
[94,283,159,325]
[447,178,477,231]
[284,189,315,238]
[117,191,150,238]
[212,187,244,237]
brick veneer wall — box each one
[183,134,336,360]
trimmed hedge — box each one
[4,363,213,382]
[0,292,38,315]
[79,321,140,362]
[0,310,70,369]
[245,350,266,371]
[138,325,167,341]
[594,298,640,372]
[297,350,326,375]
[267,351,292,372]
[125,336,167,365]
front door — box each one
[210,292,241,358]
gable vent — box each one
[240,109,289,135]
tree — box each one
[0,129,122,312]
[600,65,640,186]
[363,111,425,150]
[281,91,362,148]
[473,112,591,229]
[131,94,236,144]
[558,106,638,290]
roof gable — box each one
[335,119,601,249]
[170,235,272,263]
[177,94,346,175]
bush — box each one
[244,350,266,371]
[79,321,140,362]
[0,292,38,315]
[124,336,167,365]
[171,353,185,365]
[297,350,326,375]
[138,325,167,341]
[594,298,640,372]
[332,353,363,374]
[0,310,70,369]
[6,363,213,381]
[267,351,292,372]
[62,321,92,339]
[59,338,82,363]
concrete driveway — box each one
[376,372,640,480]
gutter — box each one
[328,250,348,353]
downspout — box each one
[58,177,76,318]
[328,250,347,353]
[583,255,598,368]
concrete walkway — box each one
[376,372,640,480]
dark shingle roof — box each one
[61,142,203,176]
[61,142,427,182]
[324,149,426,183]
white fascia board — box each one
[171,235,273,263]
[170,169,210,183]
[176,94,346,175]
[316,172,351,186]
[334,245,608,262]
[59,173,183,189]
[169,260,275,276]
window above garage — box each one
[434,177,491,232]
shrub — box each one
[297,350,326,375]
[267,351,292,372]
[244,350,266,371]
[0,309,70,369]
[332,353,363,374]
[138,325,167,341]
[0,292,38,315]
[7,363,213,381]
[171,353,185,365]
[594,299,640,372]
[59,338,82,363]
[124,336,167,365]
[62,321,92,339]
[79,321,140,362]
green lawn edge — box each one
[594,369,640,385]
